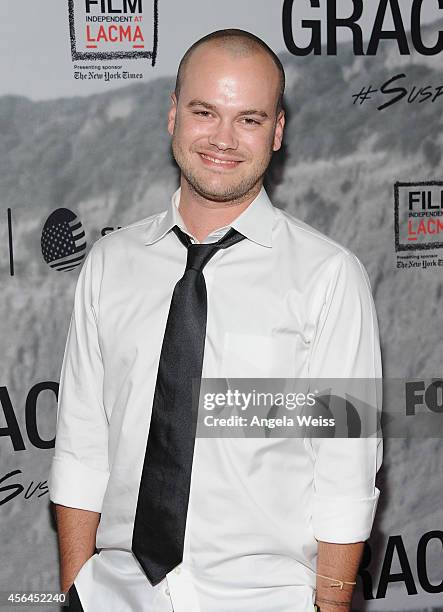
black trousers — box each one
[66,583,84,612]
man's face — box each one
[168,44,285,204]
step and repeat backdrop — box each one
[1,1,442,610]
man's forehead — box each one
[180,46,280,102]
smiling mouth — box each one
[198,153,243,168]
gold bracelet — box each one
[316,572,356,590]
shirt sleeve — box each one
[308,250,383,543]
[48,244,110,512]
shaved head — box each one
[175,29,285,113]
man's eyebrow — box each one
[187,99,269,119]
[239,109,269,119]
[187,99,217,111]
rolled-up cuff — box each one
[48,455,110,513]
[312,487,380,543]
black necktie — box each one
[132,224,246,586]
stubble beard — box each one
[171,137,273,205]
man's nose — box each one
[208,120,238,151]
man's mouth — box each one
[198,153,243,168]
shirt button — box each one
[175,567,181,574]
[164,587,170,597]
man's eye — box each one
[241,118,261,125]
[194,111,211,117]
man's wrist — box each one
[314,598,352,611]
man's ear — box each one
[273,109,285,152]
[167,92,178,136]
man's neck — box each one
[178,178,262,243]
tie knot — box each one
[172,225,246,272]
[186,243,217,272]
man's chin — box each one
[194,189,242,203]
[186,178,259,204]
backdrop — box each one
[1,1,442,610]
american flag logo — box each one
[41,208,87,272]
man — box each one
[49,29,383,612]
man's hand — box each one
[314,540,365,612]
[53,504,101,593]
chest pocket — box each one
[220,332,299,378]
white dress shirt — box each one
[48,186,383,612]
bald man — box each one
[49,29,382,612]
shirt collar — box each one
[143,186,275,248]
